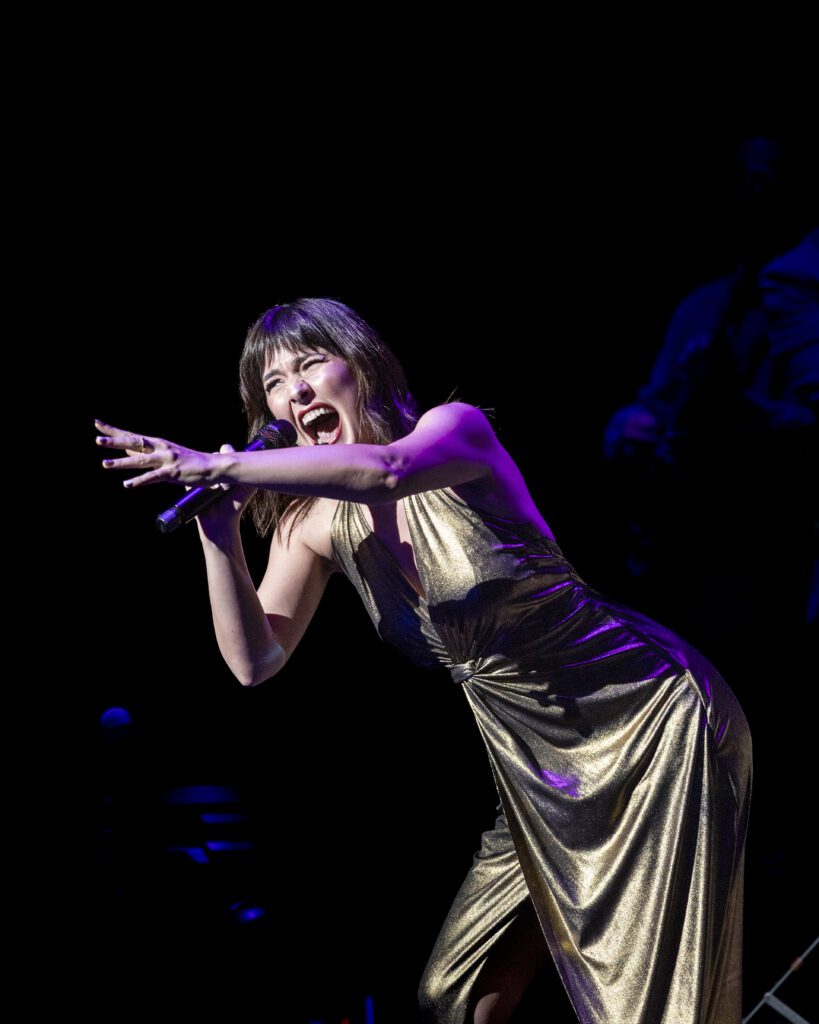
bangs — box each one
[262,335,328,370]
[255,320,349,384]
[262,311,346,362]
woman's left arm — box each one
[97,403,499,504]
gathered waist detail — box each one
[449,654,509,685]
[450,659,481,685]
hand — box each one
[195,443,258,535]
[603,405,661,460]
[95,419,223,489]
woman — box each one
[96,297,752,1024]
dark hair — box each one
[239,297,420,540]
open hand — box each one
[95,419,222,489]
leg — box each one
[418,808,550,1024]
[466,897,551,1024]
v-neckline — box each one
[353,497,429,604]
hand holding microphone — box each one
[95,418,298,533]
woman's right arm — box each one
[196,503,334,688]
[95,422,334,687]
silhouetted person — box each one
[602,138,816,652]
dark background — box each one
[77,124,817,1022]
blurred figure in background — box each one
[754,226,819,431]
[755,226,819,629]
[605,138,814,464]
[603,137,817,654]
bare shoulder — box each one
[414,401,498,440]
[423,403,556,538]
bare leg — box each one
[466,897,551,1024]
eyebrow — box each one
[262,352,319,384]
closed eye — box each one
[264,355,326,393]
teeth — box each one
[316,425,339,444]
[302,405,336,426]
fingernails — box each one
[123,479,133,488]
[102,459,114,467]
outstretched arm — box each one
[96,403,499,503]
[95,404,499,686]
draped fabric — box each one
[330,486,752,1023]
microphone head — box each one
[156,507,184,533]
[255,420,298,449]
[155,420,299,535]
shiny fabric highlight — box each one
[331,486,752,1023]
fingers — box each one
[97,421,216,491]
[100,452,160,483]
[98,447,165,489]
[95,419,158,454]
[100,451,154,469]
[100,458,165,488]
[99,418,163,475]
[121,468,167,489]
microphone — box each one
[155,419,298,534]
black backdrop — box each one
[78,131,816,1021]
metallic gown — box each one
[330,485,752,1024]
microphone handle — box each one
[155,420,297,534]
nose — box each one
[289,376,312,402]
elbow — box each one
[236,670,267,688]
[234,644,288,688]
[367,451,407,502]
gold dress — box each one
[330,485,752,1024]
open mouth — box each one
[301,406,342,445]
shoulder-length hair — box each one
[239,297,420,540]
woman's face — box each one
[262,346,362,447]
